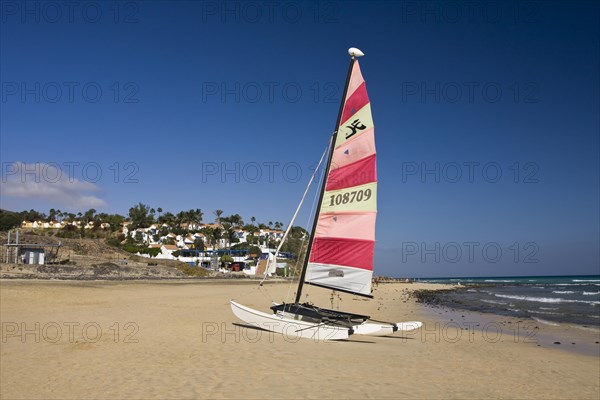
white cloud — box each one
[1,162,107,209]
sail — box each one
[304,59,376,297]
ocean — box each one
[416,275,600,327]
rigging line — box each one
[231,276,275,302]
[286,230,309,305]
[257,283,273,303]
[231,279,265,301]
[260,136,332,287]
[284,135,333,305]
[302,140,331,300]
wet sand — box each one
[1,279,599,399]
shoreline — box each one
[412,283,600,357]
[418,300,600,358]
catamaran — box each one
[230,48,422,340]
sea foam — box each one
[531,317,560,326]
[494,294,600,305]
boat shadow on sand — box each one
[377,335,417,340]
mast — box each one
[294,49,362,304]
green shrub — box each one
[177,263,210,277]
[220,254,234,263]
[106,237,122,247]
[122,243,140,253]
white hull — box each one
[352,321,423,336]
[230,301,350,341]
[352,323,394,336]
[395,321,423,332]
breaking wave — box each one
[531,317,560,326]
[481,299,508,305]
[494,294,600,305]
[528,309,563,316]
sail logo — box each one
[344,119,367,140]
[335,104,373,148]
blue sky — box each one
[1,1,598,277]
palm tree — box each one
[159,212,175,228]
[202,226,222,250]
[84,208,96,223]
[228,213,243,227]
[193,208,203,225]
[250,216,256,226]
[225,226,237,249]
[214,209,223,225]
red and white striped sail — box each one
[305,60,376,297]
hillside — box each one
[0,231,212,280]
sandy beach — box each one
[1,279,599,399]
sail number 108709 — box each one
[328,188,372,206]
